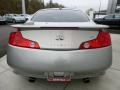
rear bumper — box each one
[0,21,6,24]
[7,45,112,78]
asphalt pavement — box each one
[0,25,16,58]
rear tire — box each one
[28,77,37,83]
[82,78,90,83]
[12,19,16,24]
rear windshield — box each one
[31,9,89,22]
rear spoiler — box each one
[11,22,109,29]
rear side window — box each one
[104,15,114,19]
[31,9,89,22]
[115,14,120,19]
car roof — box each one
[106,14,120,16]
[38,8,82,12]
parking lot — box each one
[0,25,120,90]
[0,25,16,58]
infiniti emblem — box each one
[56,35,64,40]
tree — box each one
[26,0,44,14]
[46,0,65,8]
[0,0,22,14]
[0,0,65,15]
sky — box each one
[44,0,109,12]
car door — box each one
[9,15,14,22]
[6,15,12,22]
[5,14,9,22]
[103,15,115,25]
[114,14,120,26]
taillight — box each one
[80,31,111,49]
[9,31,40,49]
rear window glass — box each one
[31,9,89,22]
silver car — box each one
[4,14,26,23]
[0,15,7,25]
[7,8,112,82]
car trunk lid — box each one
[11,22,108,50]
